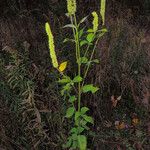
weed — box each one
[45,0,107,149]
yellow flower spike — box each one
[45,22,58,68]
[92,11,99,33]
[66,0,76,15]
[59,61,68,72]
[100,0,106,25]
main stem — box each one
[73,14,81,112]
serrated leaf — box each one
[66,107,75,118]
[73,75,83,83]
[58,61,67,72]
[69,95,77,103]
[82,115,94,124]
[82,84,99,93]
[81,107,90,115]
[77,135,87,150]
[86,33,95,43]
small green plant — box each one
[45,0,107,149]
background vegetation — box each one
[0,0,149,149]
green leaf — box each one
[72,140,78,149]
[77,135,87,150]
[70,127,77,134]
[61,83,71,96]
[66,107,75,118]
[72,133,78,140]
[98,28,107,33]
[86,33,95,43]
[81,107,89,115]
[73,75,83,83]
[92,59,100,63]
[82,115,94,124]
[69,95,77,103]
[82,84,99,93]
[63,38,75,43]
[80,120,90,130]
[79,29,84,38]
[80,57,88,64]
[63,24,77,29]
[75,111,81,125]
[77,127,84,134]
[58,76,71,84]
[87,29,94,33]
[80,40,88,46]
[97,28,107,38]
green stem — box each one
[70,16,78,61]
[73,14,81,112]
[83,45,90,58]
[82,38,100,87]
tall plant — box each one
[45,0,107,149]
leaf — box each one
[71,133,78,140]
[70,127,77,134]
[79,29,84,38]
[82,84,99,93]
[58,76,71,84]
[87,29,94,33]
[82,115,94,124]
[77,127,84,134]
[80,40,88,46]
[80,57,88,64]
[77,135,87,150]
[63,24,77,29]
[69,95,77,103]
[75,111,81,125]
[63,38,75,43]
[92,59,100,63]
[81,107,90,115]
[86,33,95,43]
[100,0,106,25]
[66,107,75,118]
[58,61,67,72]
[61,83,71,96]
[72,140,78,149]
[78,16,88,26]
[97,31,107,38]
[73,75,83,83]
